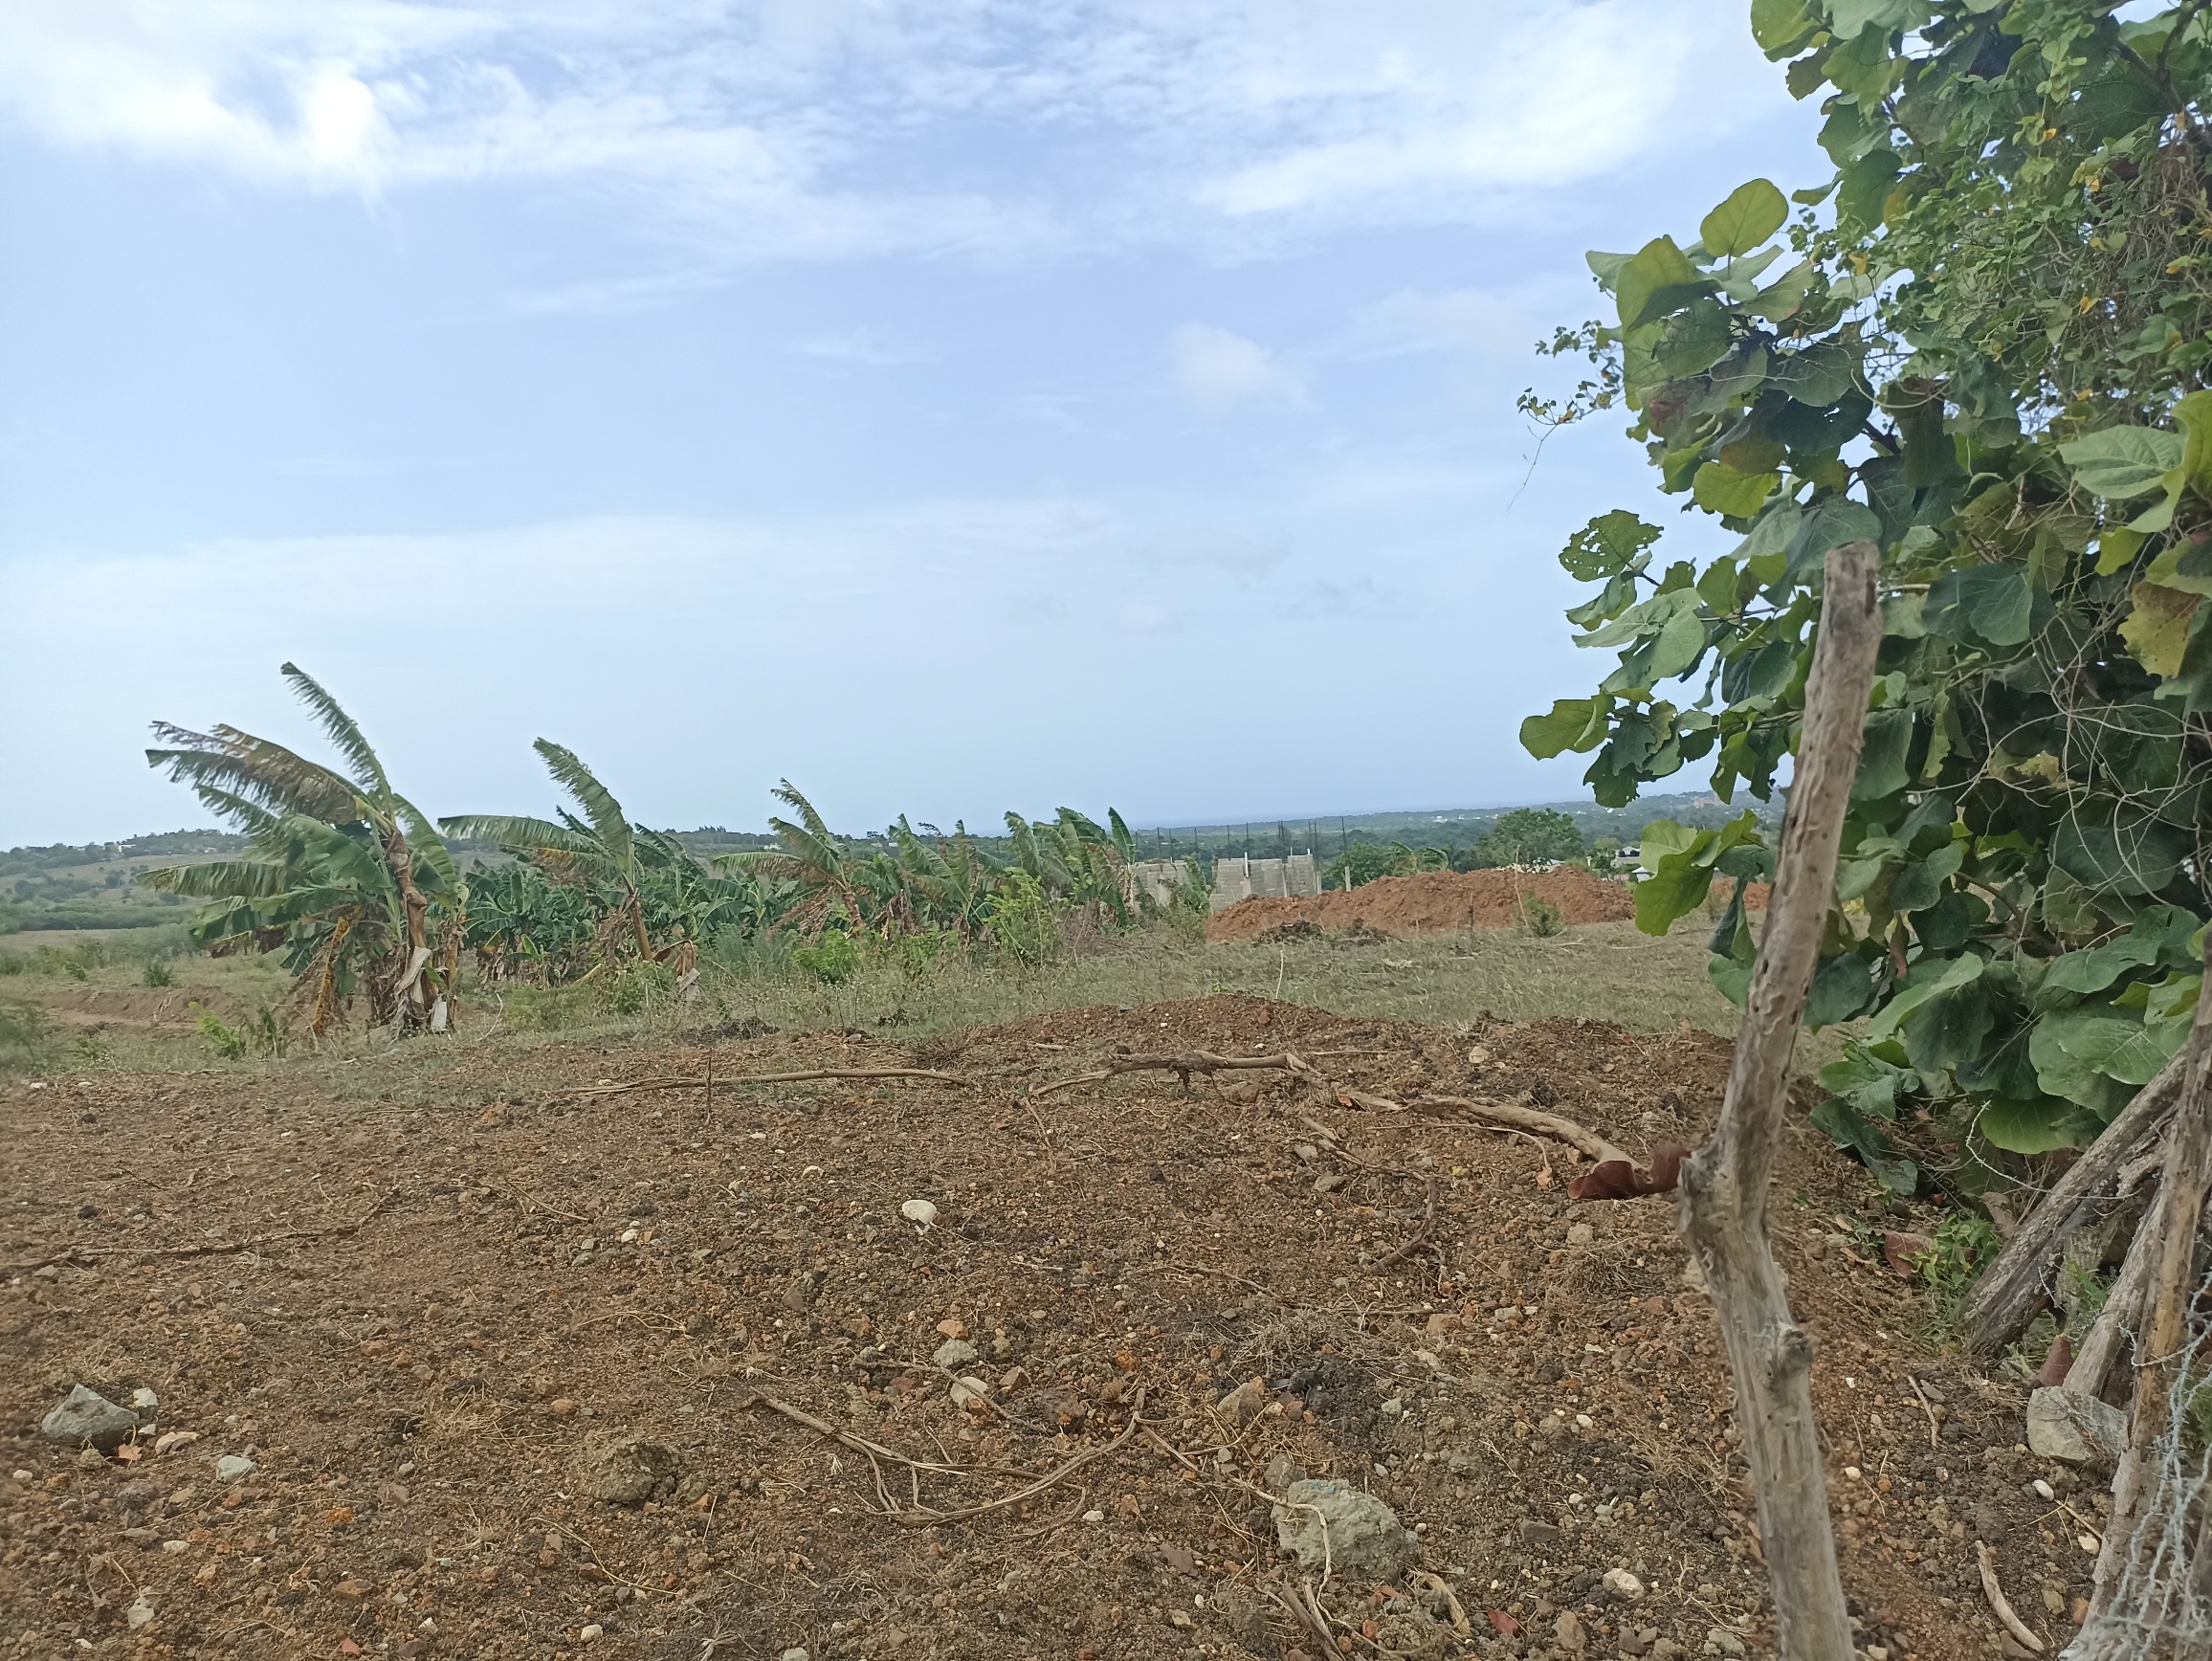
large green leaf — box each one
[1809,1097,1919,1192]
[2030,1004,2183,1107]
[1633,812,1762,935]
[1693,462,1781,518]
[2059,425,2182,499]
[1519,698,1609,759]
[1978,1096,2095,1156]
[1831,0,1931,38]
[1924,565,2033,648]
[1749,0,1821,56]
[1700,179,1788,257]
[1559,511,1661,581]
[1615,236,1714,329]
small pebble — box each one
[780,1650,810,1661]
[899,1199,939,1229]
[2031,1478,2055,1501]
[1566,1222,1595,1246]
[1083,1509,1105,1523]
[1603,1567,1645,1601]
[214,1454,255,1483]
[578,1624,604,1641]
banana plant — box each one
[141,664,461,1033]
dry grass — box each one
[7,916,1782,1087]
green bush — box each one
[143,959,175,987]
[0,999,54,1074]
[984,874,1061,968]
[791,930,860,986]
[608,960,675,1015]
[1518,894,1564,938]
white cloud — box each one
[785,329,925,366]
[0,1,1790,261]
[1349,287,1532,361]
[1170,322,1303,413]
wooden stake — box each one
[2089,948,2212,1618]
[1678,541,1879,1661]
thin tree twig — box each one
[1,1188,399,1275]
[565,1067,973,1100]
[1977,1541,2045,1654]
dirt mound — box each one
[1210,866,1638,941]
[1,998,2071,1661]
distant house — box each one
[1209,853,1320,912]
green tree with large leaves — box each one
[141,664,462,1032]
[1520,0,2212,1182]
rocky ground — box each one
[2,996,2104,1659]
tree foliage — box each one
[1521,0,2212,1174]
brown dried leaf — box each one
[2038,1334,2074,1387]
[1881,1230,1934,1278]
[1487,1608,1521,1635]
[1567,1142,1691,1202]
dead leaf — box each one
[114,1444,142,1463]
[1535,1163,1556,1191]
[2039,1334,2074,1387]
[1568,1143,1692,1202]
[1881,1230,1934,1278]
[1487,1609,1521,1635]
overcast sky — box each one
[0,1,1822,846]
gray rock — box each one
[2026,1386,2126,1466]
[932,1339,980,1370]
[1218,1377,1268,1427]
[1518,1517,1563,1547]
[780,1650,810,1661]
[40,1385,141,1451]
[578,1437,683,1506]
[215,1454,256,1482]
[1703,1629,1747,1658]
[1272,1478,1417,1583]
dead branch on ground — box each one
[1029,1051,1332,1099]
[2,1188,400,1275]
[743,1390,1145,1527]
[564,1067,975,1101]
[1956,1052,2182,1360]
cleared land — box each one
[3,987,2077,1661]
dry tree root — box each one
[1403,1094,1627,1166]
[1977,1541,2045,1654]
[564,1067,974,1101]
[1028,1051,1332,1099]
[1,1187,400,1275]
[743,1389,1145,1527]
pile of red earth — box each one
[3,997,2090,1660]
[1208,869,1638,942]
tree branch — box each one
[1677,541,1882,1661]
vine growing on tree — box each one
[1520,0,2212,1184]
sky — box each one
[0,0,1826,847]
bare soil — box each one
[3,998,2092,1660]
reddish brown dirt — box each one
[1209,874,1774,943]
[1208,870,1638,941]
[3,1000,2086,1661]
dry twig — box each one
[1977,1541,2045,1653]
[565,1067,973,1100]
[2,1188,399,1275]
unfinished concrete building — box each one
[1208,852,1321,911]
